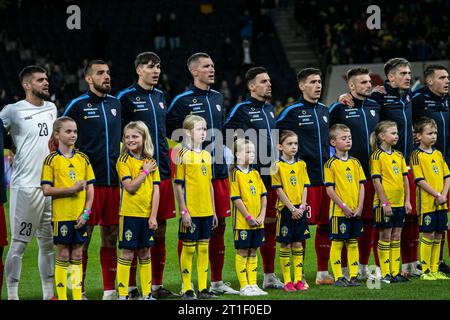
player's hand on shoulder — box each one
[371,85,386,95]
[338,93,354,107]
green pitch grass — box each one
[1,196,450,300]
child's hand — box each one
[148,159,157,172]
[212,214,218,229]
[247,216,258,227]
[353,207,362,218]
[382,204,393,216]
[148,217,158,230]
[75,213,87,229]
[291,208,302,220]
[72,180,86,193]
[405,201,412,214]
[142,160,153,173]
[342,206,353,218]
[181,211,192,228]
[435,194,447,206]
[255,215,264,226]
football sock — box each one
[378,240,391,277]
[55,259,69,300]
[420,237,433,273]
[260,222,276,273]
[346,239,359,278]
[431,239,441,273]
[330,240,344,280]
[117,257,131,297]
[129,254,137,288]
[209,220,226,283]
[38,236,55,299]
[292,247,304,283]
[197,241,209,292]
[247,255,258,286]
[5,240,26,300]
[70,259,82,300]
[180,241,196,292]
[279,247,291,284]
[235,254,248,289]
[151,233,166,286]
[100,247,117,291]
[390,240,401,277]
[139,257,151,297]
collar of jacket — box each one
[189,84,212,95]
[423,86,447,102]
[296,96,317,108]
[246,95,266,107]
[135,83,156,94]
[87,89,107,102]
[384,80,410,98]
[351,94,365,108]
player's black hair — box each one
[84,59,109,76]
[245,66,268,86]
[424,64,448,80]
[135,52,161,69]
[297,68,321,83]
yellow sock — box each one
[346,239,359,278]
[139,258,151,297]
[197,241,209,292]
[292,247,304,283]
[180,241,196,292]
[378,240,391,277]
[117,257,131,297]
[279,247,291,284]
[330,240,344,281]
[431,239,441,273]
[247,255,258,286]
[235,254,249,289]
[420,237,433,273]
[70,259,82,300]
[55,259,69,300]
[390,240,401,277]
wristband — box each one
[142,169,149,176]
[382,202,390,207]
[299,204,306,210]
[180,209,188,216]
[245,215,253,221]
[82,213,90,220]
[290,207,296,213]
[339,203,346,209]
[435,193,441,198]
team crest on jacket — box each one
[159,102,165,109]
[136,96,141,102]
[216,104,221,112]
[87,103,92,107]
[111,108,117,116]
[323,116,328,123]
[370,110,376,117]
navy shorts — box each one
[373,206,405,229]
[178,216,213,241]
[419,210,448,233]
[234,228,264,249]
[276,206,311,244]
[119,216,155,249]
[52,221,88,245]
[329,216,363,240]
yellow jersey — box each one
[324,155,366,217]
[370,148,408,207]
[41,149,95,222]
[116,152,160,218]
[410,148,450,214]
[271,158,310,211]
[174,146,213,217]
[230,166,267,230]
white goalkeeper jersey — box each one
[0,99,57,188]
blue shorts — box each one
[178,216,213,241]
[119,216,155,249]
[329,216,363,240]
[52,221,88,245]
[419,210,449,233]
[234,228,264,249]
[373,206,405,229]
[276,206,311,244]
